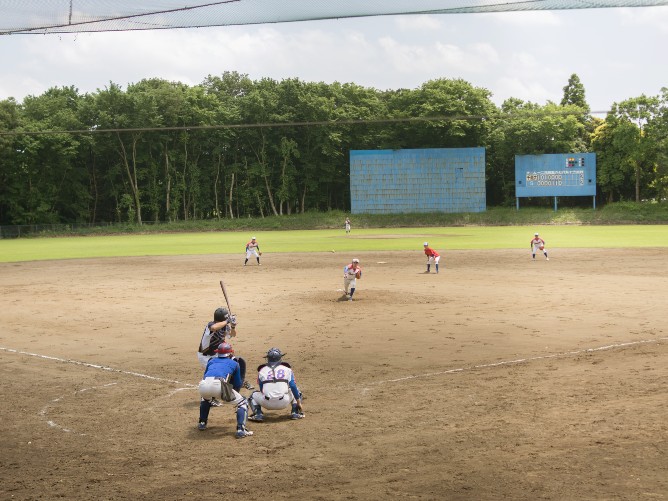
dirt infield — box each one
[1,248,667,500]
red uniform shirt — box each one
[424,246,439,258]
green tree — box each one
[9,87,91,224]
[607,95,660,202]
[486,99,587,205]
[645,87,668,202]
[561,73,589,112]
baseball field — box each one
[1,227,667,500]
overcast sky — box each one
[1,6,667,114]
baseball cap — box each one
[423,242,428,246]
[534,233,539,236]
[352,258,359,263]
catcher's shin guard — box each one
[248,397,264,421]
[236,399,249,428]
[199,399,212,424]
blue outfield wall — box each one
[515,153,597,198]
[349,148,486,214]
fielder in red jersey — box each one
[423,242,441,273]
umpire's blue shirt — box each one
[203,356,242,391]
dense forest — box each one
[0,72,667,225]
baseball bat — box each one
[220,279,232,314]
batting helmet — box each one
[214,307,229,322]
[265,347,285,363]
[214,342,234,357]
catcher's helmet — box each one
[266,347,285,363]
[214,307,229,322]
[214,342,234,357]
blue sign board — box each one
[350,148,486,214]
[515,153,596,197]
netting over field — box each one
[1,0,667,35]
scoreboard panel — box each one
[515,153,596,197]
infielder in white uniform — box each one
[530,232,549,261]
[244,236,261,266]
[248,347,304,421]
[343,258,362,301]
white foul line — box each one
[0,346,196,388]
[362,337,668,390]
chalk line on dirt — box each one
[1,346,195,435]
[358,337,668,394]
[3,336,666,416]
[38,382,119,435]
[0,346,196,387]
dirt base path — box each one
[1,249,667,500]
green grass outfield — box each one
[1,225,668,263]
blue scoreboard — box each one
[515,153,596,198]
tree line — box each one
[0,72,667,225]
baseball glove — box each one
[259,251,263,256]
[539,246,544,251]
[355,270,361,279]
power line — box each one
[0,110,604,137]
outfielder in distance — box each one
[345,217,351,234]
[197,307,253,390]
[248,347,305,422]
[530,232,550,261]
[244,236,261,266]
[197,342,254,439]
[342,258,362,301]
[423,242,441,273]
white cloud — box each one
[615,6,668,32]
[485,10,562,26]
[394,14,443,31]
[495,76,558,105]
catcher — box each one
[530,232,549,261]
[197,342,253,438]
[342,258,362,301]
[248,347,305,422]
[197,307,253,390]
[244,236,262,266]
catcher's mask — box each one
[214,307,229,322]
[266,347,284,364]
[214,342,235,357]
